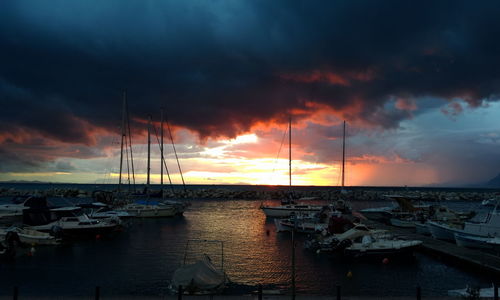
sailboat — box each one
[273,121,352,231]
[334,121,352,213]
[261,116,327,218]
[115,95,177,218]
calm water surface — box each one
[0,198,496,297]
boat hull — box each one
[124,207,176,218]
[454,233,493,249]
[261,206,321,218]
[274,218,326,233]
[426,221,462,241]
[414,222,430,235]
[389,218,416,228]
[344,241,421,259]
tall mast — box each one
[118,92,126,192]
[341,120,346,188]
[147,115,151,190]
[160,108,164,198]
[289,115,292,189]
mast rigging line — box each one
[165,115,187,194]
[151,121,175,194]
[270,125,289,184]
[125,95,136,190]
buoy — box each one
[382,258,389,264]
[95,234,101,240]
[347,271,353,278]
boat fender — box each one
[382,258,389,264]
[347,271,353,278]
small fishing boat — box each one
[0,226,61,246]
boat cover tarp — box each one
[171,256,226,292]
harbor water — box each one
[0,184,497,297]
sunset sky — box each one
[1,1,500,187]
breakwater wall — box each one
[0,186,498,201]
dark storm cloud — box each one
[2,0,500,147]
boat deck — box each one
[365,220,500,275]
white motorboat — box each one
[305,224,386,253]
[274,207,341,233]
[428,205,500,241]
[343,234,422,258]
[0,227,61,246]
[31,214,121,239]
[262,203,325,218]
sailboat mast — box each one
[289,115,292,189]
[118,92,126,192]
[341,120,346,188]
[147,115,151,189]
[160,108,164,198]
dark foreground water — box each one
[0,197,496,297]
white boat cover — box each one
[171,256,226,293]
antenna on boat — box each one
[152,119,175,194]
[126,97,136,191]
[147,115,152,193]
[342,120,346,189]
[118,92,126,193]
[165,115,187,194]
[289,114,292,191]
[161,108,164,198]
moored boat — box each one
[414,222,430,235]
[426,221,462,241]
[119,200,177,218]
[170,239,228,295]
[454,233,494,250]
[0,226,61,246]
[30,214,121,239]
[343,235,422,259]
